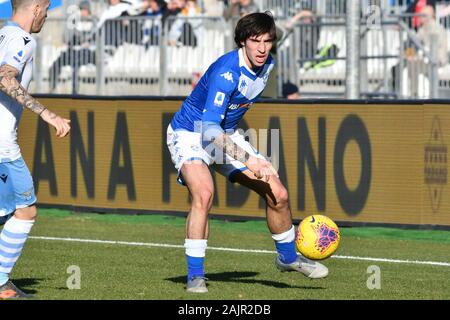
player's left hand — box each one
[40,109,71,138]
[245,156,279,182]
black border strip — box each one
[34,94,450,105]
[37,203,450,231]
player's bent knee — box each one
[277,187,289,205]
[14,205,37,221]
[267,186,289,209]
[191,189,214,211]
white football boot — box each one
[275,255,329,279]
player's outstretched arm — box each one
[0,64,71,138]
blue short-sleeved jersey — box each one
[171,48,274,132]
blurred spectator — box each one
[97,0,146,47]
[203,0,224,16]
[162,0,183,25]
[140,0,166,46]
[391,5,447,95]
[282,81,300,99]
[417,5,448,67]
[68,1,95,47]
[223,0,259,20]
[284,3,320,69]
[97,0,147,28]
[168,0,204,47]
[406,0,436,29]
[49,1,96,91]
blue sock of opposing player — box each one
[184,239,207,281]
[272,226,297,264]
[0,217,35,286]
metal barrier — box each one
[0,1,449,99]
[29,15,228,96]
[257,0,402,17]
[278,11,447,99]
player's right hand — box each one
[245,156,279,182]
[40,109,71,138]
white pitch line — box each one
[29,236,450,267]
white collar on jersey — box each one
[238,48,259,76]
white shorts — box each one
[167,124,265,185]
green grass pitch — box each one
[7,209,450,300]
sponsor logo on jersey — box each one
[220,72,234,83]
[190,144,200,152]
[240,79,247,90]
[13,50,24,63]
[214,92,226,107]
[238,78,249,95]
[0,174,7,183]
[228,102,253,110]
[23,37,31,46]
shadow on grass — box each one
[166,271,325,290]
[10,278,44,295]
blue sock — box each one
[0,272,8,286]
[275,241,297,264]
[187,255,204,281]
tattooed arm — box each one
[212,133,250,164]
[202,122,278,181]
[213,133,278,181]
[0,64,46,114]
[0,64,71,138]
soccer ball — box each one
[295,215,341,260]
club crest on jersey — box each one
[214,92,225,107]
[220,72,234,83]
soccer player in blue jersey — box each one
[0,0,71,299]
[167,12,328,293]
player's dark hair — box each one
[234,11,277,48]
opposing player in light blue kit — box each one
[167,11,328,293]
[0,0,71,299]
